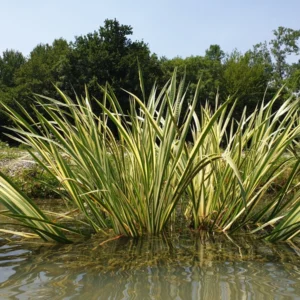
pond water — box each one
[0,232,299,300]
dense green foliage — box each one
[1,19,300,141]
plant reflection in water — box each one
[0,232,299,299]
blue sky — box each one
[1,0,300,60]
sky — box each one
[1,0,300,60]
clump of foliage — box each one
[0,73,299,243]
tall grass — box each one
[0,173,77,243]
[185,90,300,242]
[0,74,299,242]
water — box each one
[0,232,299,300]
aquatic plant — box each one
[185,90,300,242]
[0,73,299,242]
[0,173,75,242]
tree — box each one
[205,44,224,62]
[159,48,225,110]
[286,60,300,95]
[65,19,161,107]
[0,50,26,140]
[15,38,70,96]
[0,49,26,88]
[270,26,300,84]
[221,50,272,117]
[0,40,71,140]
[247,42,273,74]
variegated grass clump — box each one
[185,90,300,241]
[0,73,299,243]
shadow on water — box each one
[0,232,299,299]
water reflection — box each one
[0,234,299,299]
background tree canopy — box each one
[0,18,299,141]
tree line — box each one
[1,19,300,140]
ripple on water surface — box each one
[0,234,299,299]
